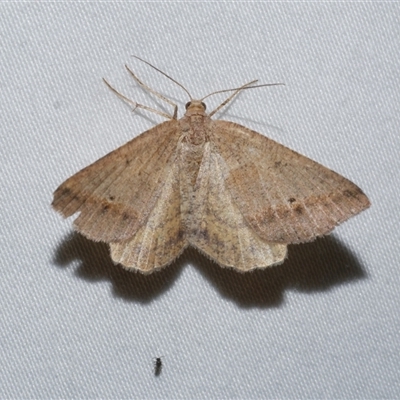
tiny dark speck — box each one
[109,196,115,201]
[288,197,296,203]
[274,161,281,167]
[154,357,163,376]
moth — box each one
[52,57,370,274]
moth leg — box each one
[125,64,178,119]
[103,77,174,120]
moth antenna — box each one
[132,55,193,100]
[206,81,284,117]
[201,80,257,101]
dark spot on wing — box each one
[343,189,353,197]
[199,229,210,241]
[61,187,71,196]
[294,204,304,214]
[122,212,129,221]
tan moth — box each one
[52,57,370,274]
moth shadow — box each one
[190,235,367,308]
[53,232,183,302]
[53,233,366,308]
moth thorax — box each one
[180,142,204,187]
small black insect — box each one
[154,357,163,376]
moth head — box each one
[185,100,207,116]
